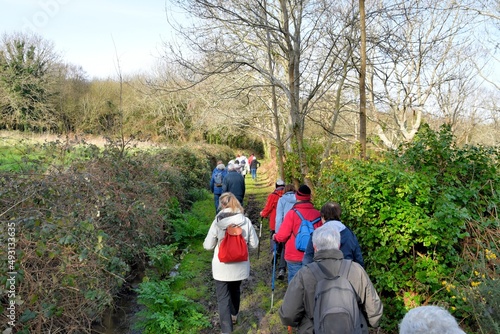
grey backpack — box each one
[308,260,362,334]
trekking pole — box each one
[270,241,277,310]
[257,217,263,259]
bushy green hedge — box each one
[316,124,499,332]
[0,141,233,333]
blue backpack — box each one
[293,209,321,252]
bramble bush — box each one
[0,139,233,333]
[316,124,499,332]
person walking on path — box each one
[203,192,259,334]
[273,185,322,282]
[210,160,228,212]
[274,183,296,280]
[222,163,246,205]
[247,153,255,166]
[279,225,383,334]
[249,156,261,180]
[275,184,297,234]
[260,179,285,275]
[238,154,248,177]
[302,202,364,268]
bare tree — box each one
[366,0,480,149]
[163,0,356,187]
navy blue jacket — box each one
[222,170,245,204]
[302,220,365,268]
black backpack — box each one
[307,260,363,334]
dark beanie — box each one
[296,185,311,201]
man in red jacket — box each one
[260,179,285,233]
[273,185,322,283]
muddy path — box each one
[92,169,291,334]
[200,172,292,334]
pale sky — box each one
[0,0,175,79]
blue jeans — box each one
[214,193,221,212]
[251,168,257,179]
[286,261,303,283]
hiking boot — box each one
[231,314,238,324]
[277,269,285,280]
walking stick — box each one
[271,241,277,310]
[257,217,263,259]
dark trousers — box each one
[277,242,286,271]
[215,280,242,333]
[214,193,221,212]
[271,231,287,272]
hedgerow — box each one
[316,124,499,332]
[0,140,233,333]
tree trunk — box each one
[359,0,367,159]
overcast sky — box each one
[0,0,176,79]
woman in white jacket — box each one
[203,192,259,334]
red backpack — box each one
[218,224,248,263]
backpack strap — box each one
[292,208,305,220]
[338,259,352,278]
[292,209,321,236]
[293,209,321,224]
[337,260,361,305]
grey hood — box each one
[215,209,247,240]
[281,192,297,204]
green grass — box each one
[138,162,295,333]
[0,136,102,172]
[0,142,43,172]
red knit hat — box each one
[296,185,311,201]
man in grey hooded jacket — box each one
[279,224,383,334]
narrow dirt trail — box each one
[201,169,293,334]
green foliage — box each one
[204,129,265,157]
[135,187,215,333]
[0,33,59,132]
[145,244,178,279]
[317,124,500,332]
[0,138,232,333]
[283,140,324,183]
[135,279,211,334]
[152,143,234,194]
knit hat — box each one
[276,179,285,187]
[296,185,311,201]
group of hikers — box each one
[206,159,466,334]
[209,156,261,210]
